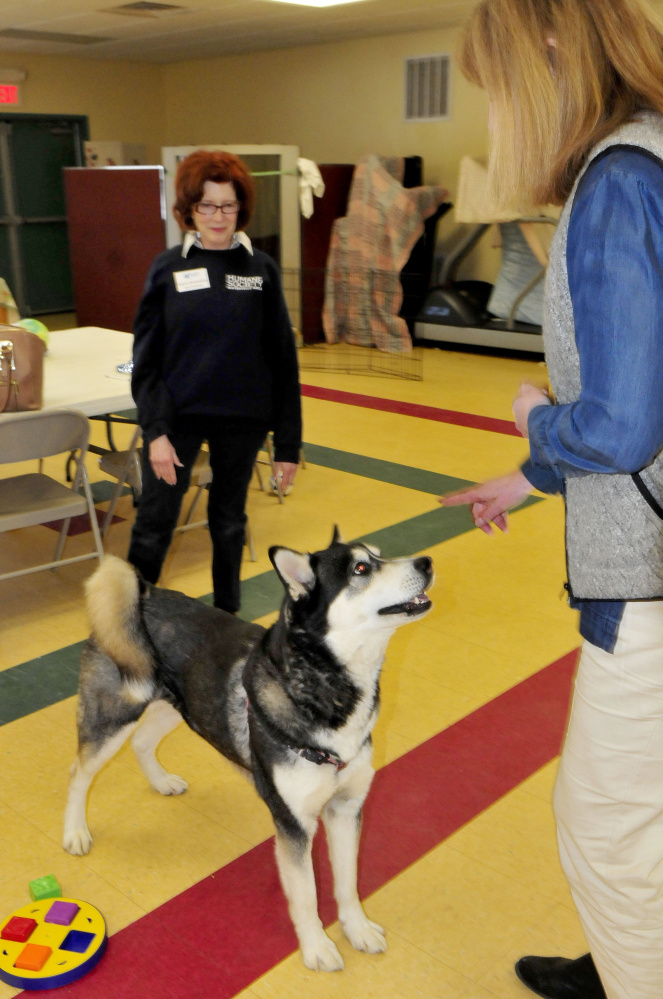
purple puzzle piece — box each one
[45,901,79,926]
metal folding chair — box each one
[0,409,104,582]
[177,451,256,560]
[98,432,256,561]
[98,425,142,537]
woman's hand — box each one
[440,469,535,535]
[273,461,298,493]
[513,382,551,438]
[149,435,183,486]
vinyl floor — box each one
[0,342,589,998]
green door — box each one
[0,114,88,316]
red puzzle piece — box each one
[1,917,37,943]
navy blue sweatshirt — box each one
[131,242,302,463]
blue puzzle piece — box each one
[60,930,95,954]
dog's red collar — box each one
[292,745,348,772]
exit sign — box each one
[0,85,19,105]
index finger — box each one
[439,487,482,507]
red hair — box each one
[173,150,255,231]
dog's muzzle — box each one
[378,556,433,617]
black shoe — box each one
[515,954,607,999]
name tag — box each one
[174,268,211,292]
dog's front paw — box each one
[341,913,387,954]
[63,826,93,856]
[301,933,344,972]
[152,772,188,796]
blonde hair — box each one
[458,0,663,207]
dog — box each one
[63,528,433,971]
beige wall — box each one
[163,27,487,190]
[1,29,497,280]
[3,52,165,164]
[164,28,499,280]
[163,26,496,279]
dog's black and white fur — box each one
[63,529,433,971]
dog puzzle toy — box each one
[0,894,107,990]
[29,875,62,901]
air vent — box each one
[0,28,110,45]
[103,1,187,16]
[405,55,450,122]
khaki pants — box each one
[554,601,663,999]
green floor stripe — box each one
[301,443,468,496]
[91,480,132,503]
[0,495,543,727]
[0,439,544,727]
[0,643,84,726]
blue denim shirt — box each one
[521,147,663,652]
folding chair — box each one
[98,425,142,537]
[0,408,104,583]
[98,432,256,561]
[177,452,256,560]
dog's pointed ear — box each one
[331,525,345,546]
[269,546,315,601]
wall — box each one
[0,30,498,282]
[163,26,497,280]
[1,53,165,164]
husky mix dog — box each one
[63,529,433,971]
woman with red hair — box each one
[128,149,301,614]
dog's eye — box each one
[353,562,370,576]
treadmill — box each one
[414,156,556,354]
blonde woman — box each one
[444,2,663,997]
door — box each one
[64,166,167,333]
[0,114,88,316]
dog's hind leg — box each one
[130,699,188,795]
[322,753,386,955]
[63,722,139,856]
[274,827,345,973]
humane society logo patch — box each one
[226,275,263,291]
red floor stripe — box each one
[44,508,124,535]
[301,384,522,437]
[41,650,577,999]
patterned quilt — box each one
[322,155,448,352]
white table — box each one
[41,327,134,416]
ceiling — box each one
[0,0,475,64]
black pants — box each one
[127,418,268,613]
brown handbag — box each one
[0,324,46,413]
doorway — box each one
[0,113,88,317]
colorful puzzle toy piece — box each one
[28,875,62,901]
[0,890,107,991]
[45,901,79,926]
[1,917,37,943]
[14,944,52,972]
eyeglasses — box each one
[194,201,241,216]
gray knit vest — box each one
[544,112,663,599]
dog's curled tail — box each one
[85,555,153,686]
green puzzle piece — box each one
[29,875,62,901]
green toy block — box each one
[29,875,62,902]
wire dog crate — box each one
[282,267,425,382]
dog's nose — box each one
[414,556,433,579]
